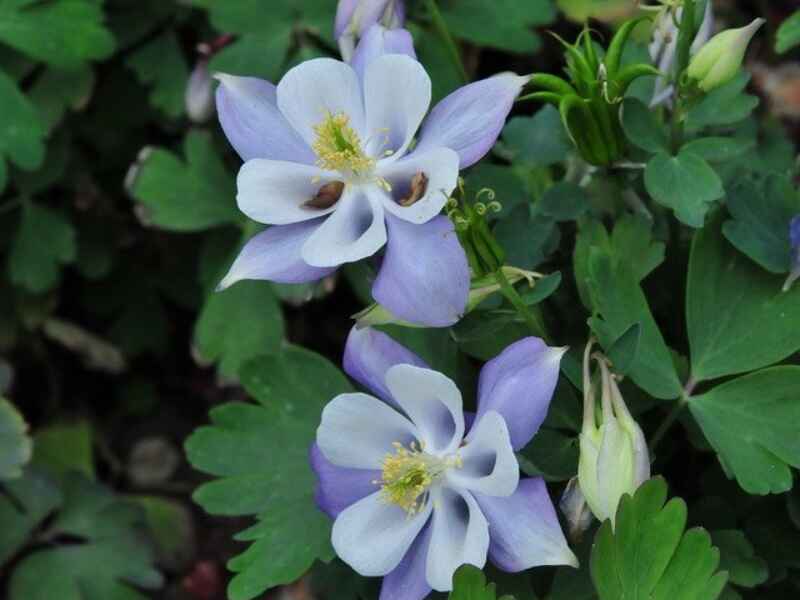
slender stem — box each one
[670,0,695,153]
[494,268,549,341]
[422,0,468,83]
[649,377,697,452]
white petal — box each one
[236,159,338,225]
[363,54,431,160]
[446,411,519,497]
[333,490,432,577]
[385,364,465,456]
[374,147,459,224]
[317,392,418,469]
[277,58,366,148]
[301,185,387,267]
[425,487,489,592]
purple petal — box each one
[475,338,565,451]
[415,73,529,169]
[351,25,416,83]
[343,326,428,405]
[474,478,578,572]
[310,443,380,518]
[335,0,360,38]
[214,74,315,164]
[380,520,433,600]
[372,215,469,327]
[217,221,335,289]
[790,215,800,249]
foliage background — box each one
[1,0,799,599]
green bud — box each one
[577,341,650,527]
[687,18,765,92]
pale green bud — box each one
[577,341,650,527]
[687,18,765,92]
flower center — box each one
[312,111,375,175]
[377,441,462,515]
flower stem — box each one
[422,0,468,83]
[493,268,549,341]
[648,377,696,452]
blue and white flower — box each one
[311,327,577,599]
[214,26,528,327]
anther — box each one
[305,181,345,209]
[399,172,429,206]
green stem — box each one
[422,0,468,83]
[494,268,549,341]
[670,0,695,153]
[649,377,696,452]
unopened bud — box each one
[687,18,765,92]
[577,341,650,527]
[185,60,215,123]
[335,0,405,60]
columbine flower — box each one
[687,18,765,92]
[577,341,650,526]
[311,327,577,599]
[336,0,405,60]
[215,26,529,327]
[783,215,800,292]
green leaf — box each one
[209,28,293,82]
[129,130,241,232]
[440,0,555,53]
[689,367,800,495]
[29,65,94,132]
[8,202,76,293]
[494,206,560,271]
[710,530,768,588]
[686,73,759,131]
[193,281,284,380]
[0,0,114,67]
[776,10,800,54]
[239,346,353,423]
[0,468,62,565]
[517,428,578,481]
[538,182,589,221]
[621,97,668,154]
[0,397,31,480]
[681,137,754,163]
[590,477,727,600]
[722,175,799,274]
[186,346,351,600]
[0,68,46,184]
[585,247,681,400]
[573,215,665,308]
[126,31,189,118]
[449,564,515,600]
[502,107,572,167]
[687,218,800,381]
[8,473,163,600]
[644,150,724,228]
[32,420,94,481]
[520,271,562,305]
[135,496,195,570]
[605,323,641,377]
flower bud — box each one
[185,60,215,123]
[782,215,800,292]
[335,0,405,60]
[687,18,765,92]
[577,341,650,527]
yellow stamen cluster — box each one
[376,441,462,515]
[312,112,375,174]
[377,442,432,515]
